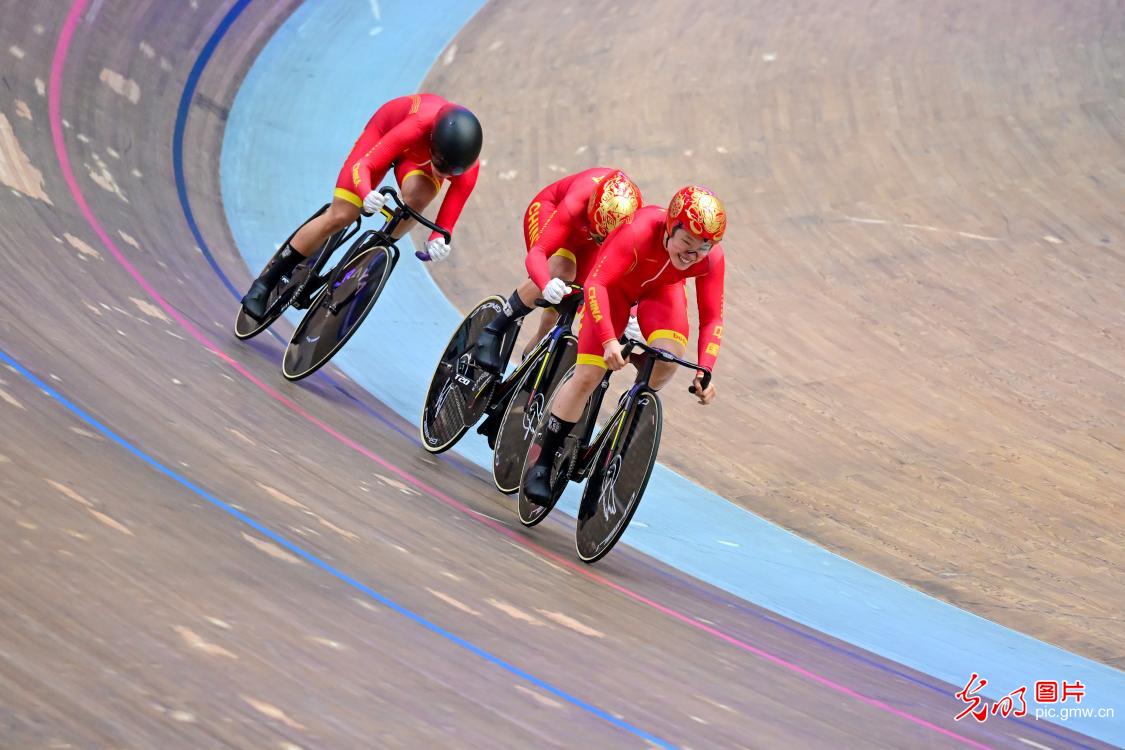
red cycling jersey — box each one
[584,205,725,372]
[333,94,479,241]
[523,167,616,289]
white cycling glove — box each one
[624,314,644,344]
[425,237,452,262]
[541,277,569,305]
[362,190,387,216]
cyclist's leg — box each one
[390,161,441,239]
[512,276,541,310]
[241,196,360,317]
[546,362,604,422]
[291,196,362,256]
[524,362,601,502]
[266,122,374,275]
[314,119,390,253]
[636,282,690,390]
[548,295,627,422]
[524,300,627,502]
[543,296,629,431]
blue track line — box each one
[172,0,251,299]
[0,345,675,749]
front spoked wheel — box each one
[492,335,577,494]
[419,296,511,453]
[281,245,395,381]
[575,391,663,563]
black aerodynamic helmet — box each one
[430,104,483,176]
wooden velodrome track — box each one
[424,0,1125,666]
[0,1,1118,748]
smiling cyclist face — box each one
[664,226,713,270]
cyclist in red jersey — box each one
[473,168,642,373]
[523,185,728,505]
[241,93,483,319]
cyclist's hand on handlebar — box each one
[541,277,568,305]
[692,372,716,405]
[425,237,452,262]
[602,339,627,371]
[362,190,387,217]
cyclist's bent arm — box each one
[694,250,726,373]
[525,207,572,288]
[431,162,480,241]
[585,222,640,347]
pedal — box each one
[558,439,579,480]
[293,274,328,310]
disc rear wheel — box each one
[420,296,513,453]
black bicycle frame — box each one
[479,289,584,416]
[295,215,362,305]
[303,185,449,306]
[568,340,712,482]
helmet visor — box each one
[431,153,466,177]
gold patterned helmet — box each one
[587,170,643,241]
[666,185,726,243]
